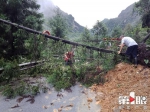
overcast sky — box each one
[52,0,139,29]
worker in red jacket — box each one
[43,30,50,35]
[64,51,74,65]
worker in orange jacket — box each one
[64,51,74,65]
[43,30,50,35]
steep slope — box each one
[102,4,141,35]
[36,0,56,19]
[36,0,84,37]
[91,63,150,112]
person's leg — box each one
[132,45,138,66]
[129,55,133,63]
[134,57,138,65]
[125,46,133,63]
[65,60,69,65]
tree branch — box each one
[141,32,150,43]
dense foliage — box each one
[135,0,150,28]
[0,0,43,60]
[0,0,44,83]
[80,27,91,45]
[111,27,122,38]
[0,0,150,98]
[49,8,68,38]
[92,20,107,37]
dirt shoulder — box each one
[90,63,150,112]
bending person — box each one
[118,35,138,66]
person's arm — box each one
[118,44,125,54]
[64,53,69,60]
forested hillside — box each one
[36,0,144,39]
[102,4,141,35]
[36,0,84,38]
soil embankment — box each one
[91,63,150,112]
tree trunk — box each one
[9,25,15,59]
[141,32,150,43]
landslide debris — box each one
[90,63,150,112]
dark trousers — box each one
[65,60,72,65]
[126,45,138,63]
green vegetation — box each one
[49,8,68,38]
[92,20,107,37]
[0,0,43,61]
[47,66,74,91]
[101,4,141,36]
[111,27,122,38]
[135,0,150,28]
[1,80,41,98]
[0,0,150,98]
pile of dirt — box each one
[90,63,150,112]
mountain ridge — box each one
[101,3,141,35]
[36,0,84,37]
[36,1,141,37]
